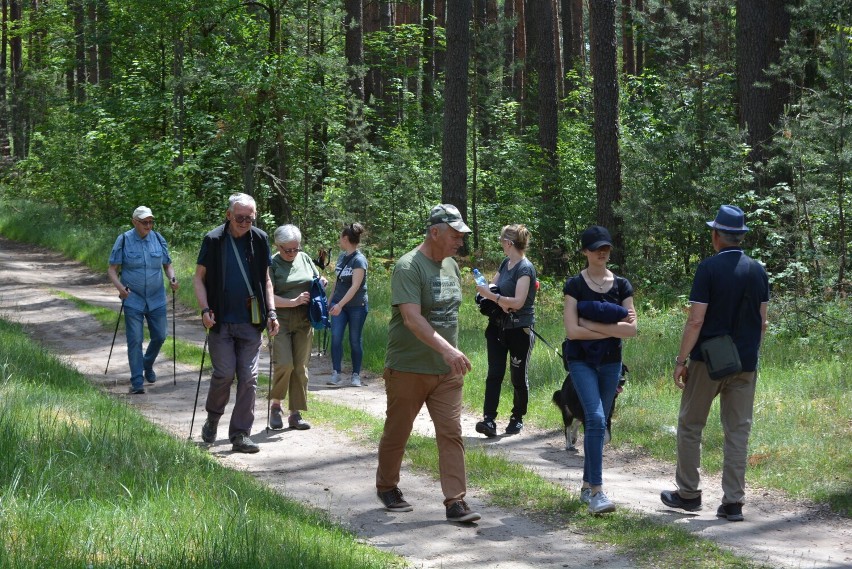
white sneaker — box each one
[327,371,343,386]
[350,372,362,387]
[588,491,615,514]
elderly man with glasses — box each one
[193,193,280,453]
[108,206,179,394]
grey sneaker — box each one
[327,371,343,386]
[377,488,413,512]
[716,503,744,522]
[588,491,616,514]
[446,500,481,523]
[128,385,145,395]
[580,487,592,505]
[269,405,284,430]
[200,418,218,443]
[350,372,362,387]
[288,412,311,430]
[231,433,259,454]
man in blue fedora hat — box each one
[661,204,770,522]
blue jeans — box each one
[330,303,368,373]
[567,360,622,487]
[124,304,167,389]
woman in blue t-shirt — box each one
[563,225,637,514]
[327,222,369,387]
[474,224,537,437]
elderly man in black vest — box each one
[193,193,280,453]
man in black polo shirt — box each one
[661,205,770,522]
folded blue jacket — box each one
[576,301,628,364]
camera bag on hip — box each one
[700,335,741,380]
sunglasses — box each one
[232,215,255,224]
[279,246,301,254]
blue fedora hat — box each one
[706,205,749,233]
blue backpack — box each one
[308,270,330,330]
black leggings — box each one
[482,320,535,420]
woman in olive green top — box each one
[269,224,327,430]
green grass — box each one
[0,318,403,569]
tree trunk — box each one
[635,0,644,74]
[9,0,23,158]
[422,0,435,121]
[0,0,10,157]
[72,0,85,102]
[621,0,635,76]
[86,0,97,84]
[736,0,792,176]
[97,0,111,86]
[590,0,625,269]
[531,0,563,273]
[441,0,472,223]
[344,0,364,153]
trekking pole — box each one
[105,299,125,379]
[172,289,177,386]
[188,329,209,440]
[266,335,274,432]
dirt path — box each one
[1,236,849,569]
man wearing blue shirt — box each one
[661,205,770,522]
[108,206,179,394]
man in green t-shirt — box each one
[376,204,481,523]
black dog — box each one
[551,365,628,451]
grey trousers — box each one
[205,322,263,441]
[675,360,757,505]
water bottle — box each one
[473,268,488,286]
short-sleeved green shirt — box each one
[385,248,462,375]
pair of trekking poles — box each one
[186,329,276,441]
[105,290,178,387]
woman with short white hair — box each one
[268,224,327,430]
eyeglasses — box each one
[232,215,255,224]
[279,247,301,254]
[136,219,154,227]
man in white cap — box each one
[375,203,481,523]
[661,204,770,522]
[108,206,179,394]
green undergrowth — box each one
[0,318,403,569]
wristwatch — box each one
[201,307,211,316]
[267,309,278,321]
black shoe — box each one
[231,433,259,454]
[505,416,523,435]
[269,405,284,430]
[660,490,702,512]
[200,418,218,443]
[446,499,481,523]
[716,503,744,522]
[475,418,497,438]
[377,488,413,512]
[288,412,311,430]
[129,385,145,394]
[144,368,157,384]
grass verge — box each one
[0,317,403,569]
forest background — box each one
[0,0,849,316]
